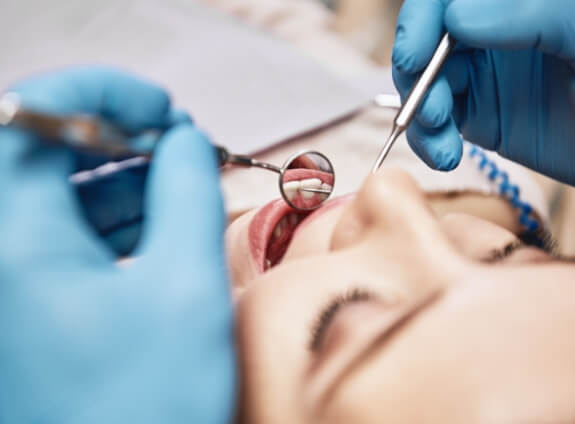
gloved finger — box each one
[445,0,575,63]
[137,123,226,265]
[1,67,180,263]
[405,117,464,171]
[168,107,193,126]
[76,162,149,257]
[71,107,192,257]
[393,66,454,130]
[441,52,472,129]
[10,66,175,133]
[392,0,446,74]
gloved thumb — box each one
[137,123,226,265]
[445,0,575,63]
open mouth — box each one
[248,169,335,272]
[248,199,311,272]
[247,193,352,274]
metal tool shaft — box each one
[371,34,454,173]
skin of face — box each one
[226,170,575,423]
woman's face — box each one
[226,170,575,423]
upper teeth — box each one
[282,181,300,200]
[282,178,332,201]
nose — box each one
[329,170,466,295]
[329,169,450,254]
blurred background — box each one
[320,0,403,66]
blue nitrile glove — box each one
[0,67,236,423]
[75,159,149,256]
[392,0,575,185]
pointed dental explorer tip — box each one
[371,33,455,174]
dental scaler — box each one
[372,34,454,173]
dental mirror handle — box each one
[217,145,281,173]
[0,93,158,158]
[371,33,454,173]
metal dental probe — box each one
[371,34,455,174]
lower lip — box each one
[248,199,298,273]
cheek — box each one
[225,209,260,289]
[440,213,517,260]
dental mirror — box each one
[0,96,337,212]
[279,151,335,211]
[216,146,335,211]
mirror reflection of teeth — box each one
[300,178,322,189]
[300,178,322,199]
[282,181,300,201]
[282,178,332,201]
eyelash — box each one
[485,230,560,264]
[484,240,524,263]
[519,229,557,254]
[309,288,374,353]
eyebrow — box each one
[316,290,442,408]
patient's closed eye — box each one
[483,235,575,265]
[483,240,524,263]
[309,288,374,352]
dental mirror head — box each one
[279,150,335,211]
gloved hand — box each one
[0,68,236,423]
[392,0,575,185]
